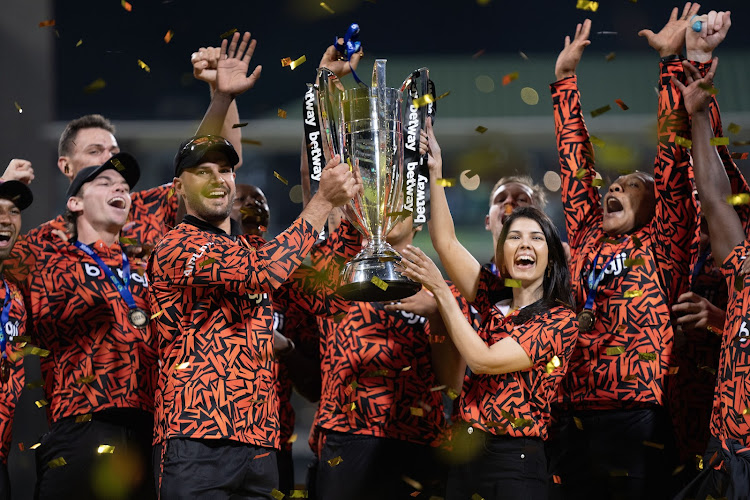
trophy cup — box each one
[314,60,430,302]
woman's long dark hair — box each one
[495,207,574,324]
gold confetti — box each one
[27,346,50,357]
[624,257,644,266]
[198,258,216,268]
[590,135,605,148]
[401,366,412,372]
[476,74,495,93]
[436,178,456,187]
[697,83,718,95]
[84,78,106,94]
[274,171,289,185]
[11,336,31,344]
[606,347,625,356]
[574,416,584,430]
[727,193,750,206]
[371,276,389,291]
[76,375,95,385]
[624,289,643,298]
[576,0,599,11]
[668,366,680,375]
[615,99,629,110]
[609,469,629,477]
[675,136,693,148]
[220,28,238,39]
[97,444,115,454]
[345,380,359,394]
[413,94,435,109]
[167,187,175,198]
[410,407,424,417]
[471,494,485,500]
[475,126,488,134]
[430,385,447,392]
[672,464,686,476]
[502,72,519,86]
[624,374,637,381]
[710,137,729,146]
[504,278,522,288]
[605,52,616,62]
[287,433,298,444]
[402,475,423,491]
[38,19,55,27]
[520,87,539,105]
[591,178,605,188]
[727,123,742,134]
[275,109,288,120]
[289,55,307,70]
[75,414,93,423]
[76,39,83,47]
[575,168,588,180]
[546,355,561,374]
[271,489,285,500]
[327,456,343,467]
[150,310,164,320]
[13,101,22,114]
[447,388,459,400]
[632,235,642,248]
[320,2,335,13]
[638,352,656,361]
[176,362,190,370]
[436,91,451,101]
[500,409,533,429]
[289,491,308,498]
[25,379,44,389]
[280,57,292,67]
[137,59,151,73]
[591,105,611,118]
[164,30,174,43]
[342,402,356,412]
[48,457,67,469]
[35,399,49,408]
[731,152,749,160]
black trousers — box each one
[35,408,155,500]
[0,463,9,500]
[277,447,294,495]
[674,436,750,500]
[547,406,678,500]
[315,431,446,500]
[446,426,547,500]
[153,438,278,500]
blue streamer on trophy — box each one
[335,23,365,86]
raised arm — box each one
[423,119,482,302]
[675,59,744,263]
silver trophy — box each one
[316,60,429,301]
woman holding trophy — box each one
[395,120,579,498]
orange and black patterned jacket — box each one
[147,215,318,448]
[458,268,578,439]
[0,278,26,464]
[550,59,697,410]
[11,237,156,423]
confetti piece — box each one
[39,19,55,27]
[137,59,151,73]
[546,355,561,374]
[14,101,22,114]
[401,366,412,372]
[638,352,656,361]
[733,140,750,146]
[345,380,359,394]
[590,136,605,148]
[289,491,308,498]
[97,444,115,454]
[632,235,642,248]
[615,99,629,110]
[437,178,456,187]
[254,452,271,459]
[48,457,67,469]
[430,385,447,392]
[672,464,686,476]
[727,123,742,134]
[30,442,42,450]
[504,278,522,288]
[575,168,588,180]
[230,122,248,129]
[606,347,625,356]
[597,31,618,35]
[371,276,389,291]
[281,57,292,67]
[610,469,629,477]
[287,434,298,444]
[120,0,133,10]
[668,366,680,375]
[11,336,30,344]
[710,137,729,146]
[76,39,83,47]
[149,310,164,321]
[591,105,611,118]
[727,193,750,205]
[342,402,356,412]
[75,414,93,423]
[402,475,423,491]
[36,399,49,408]
[500,409,533,429]
[460,170,481,191]
[731,153,749,160]
[576,0,599,12]
[502,72,519,86]
[574,416,584,430]
[475,126,488,134]
[698,365,717,375]
[84,78,106,94]
[413,94,435,109]
[520,87,539,105]
[18,443,25,452]
[624,257,645,266]
[624,374,638,381]
[472,49,485,59]
[289,55,307,70]
[476,74,495,93]
[436,91,451,101]
[198,258,216,268]
[320,2,335,13]
[164,30,174,43]
[176,362,190,370]
[25,380,44,389]
[327,456,343,467]
[447,388,459,400]
[271,489,285,500]
[624,289,643,298]
[220,28,238,39]
[520,51,529,60]
[431,335,446,343]
[119,237,137,246]
[28,346,50,357]
[278,109,287,119]
[471,494,485,500]
[273,171,289,185]
[364,369,391,377]
[553,475,562,484]
[698,83,718,95]
[605,52,616,62]
[76,375,95,385]
[410,407,424,417]
[167,187,175,198]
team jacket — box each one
[550,60,697,409]
[0,278,26,464]
[458,268,578,439]
[715,241,750,451]
[10,237,156,423]
[147,215,318,448]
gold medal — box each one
[127,308,149,329]
[578,309,595,332]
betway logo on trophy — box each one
[313,59,433,301]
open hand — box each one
[215,32,262,98]
[555,19,592,81]
[639,3,701,58]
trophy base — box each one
[338,256,421,302]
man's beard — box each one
[189,192,234,226]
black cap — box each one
[66,153,140,199]
[0,180,33,211]
[173,135,239,178]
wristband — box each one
[660,54,684,63]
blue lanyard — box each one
[73,241,137,310]
[691,249,712,283]
[584,237,630,310]
[0,280,11,360]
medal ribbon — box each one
[0,280,12,360]
[335,23,364,86]
[691,249,712,283]
[583,236,631,310]
[73,241,137,311]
